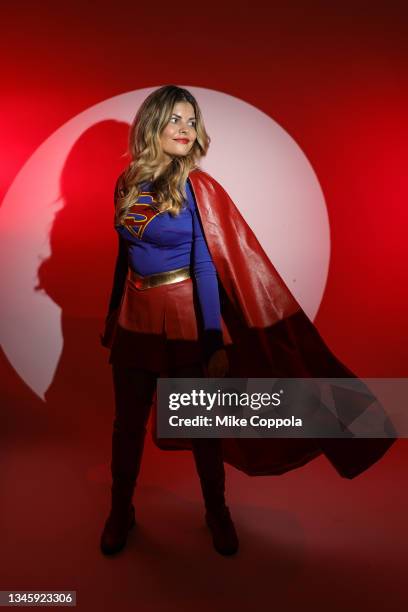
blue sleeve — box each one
[188,183,225,360]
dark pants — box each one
[110,360,226,514]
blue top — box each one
[112,178,224,359]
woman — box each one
[100,84,238,557]
[100,85,395,558]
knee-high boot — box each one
[100,365,156,555]
[191,438,239,556]
[192,438,226,512]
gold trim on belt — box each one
[129,265,191,290]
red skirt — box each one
[108,268,232,374]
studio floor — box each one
[1,342,406,612]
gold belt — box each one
[130,265,191,290]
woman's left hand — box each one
[206,348,229,377]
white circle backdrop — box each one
[0,86,330,399]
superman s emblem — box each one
[124,192,162,239]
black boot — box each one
[205,505,239,556]
[192,438,239,556]
[100,409,147,556]
[100,365,156,556]
[100,501,136,555]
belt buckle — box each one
[132,267,190,290]
[133,275,146,290]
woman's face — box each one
[159,101,197,161]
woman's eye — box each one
[169,117,196,127]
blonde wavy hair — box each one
[115,85,210,225]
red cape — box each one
[150,168,396,479]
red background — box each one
[1,2,407,611]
